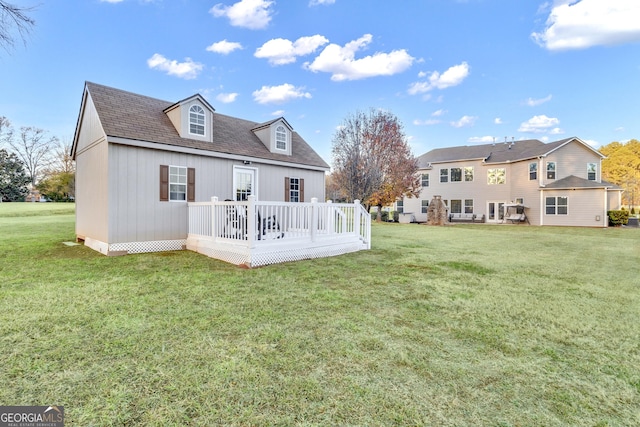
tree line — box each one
[601,139,640,210]
[0,116,74,202]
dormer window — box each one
[189,105,205,136]
[275,125,287,151]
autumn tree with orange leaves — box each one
[331,109,420,221]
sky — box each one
[1,0,640,165]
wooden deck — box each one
[186,197,371,267]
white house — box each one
[402,137,623,227]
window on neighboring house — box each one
[546,161,556,179]
[440,168,449,183]
[285,177,304,202]
[464,199,474,214]
[487,168,506,185]
[515,197,524,205]
[275,125,287,151]
[450,199,462,214]
[464,167,474,182]
[160,165,195,202]
[189,105,205,136]
[421,173,429,187]
[421,199,429,213]
[396,200,404,213]
[587,163,597,181]
[529,162,537,180]
[450,167,462,182]
[545,196,568,215]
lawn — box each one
[0,203,638,426]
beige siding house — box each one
[402,137,623,227]
[71,82,330,255]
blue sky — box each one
[1,0,640,164]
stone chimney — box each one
[427,195,448,225]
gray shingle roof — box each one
[417,137,600,168]
[83,82,329,169]
[544,175,621,190]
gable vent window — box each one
[276,125,287,150]
[189,105,205,136]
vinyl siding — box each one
[541,142,601,186]
[540,188,606,227]
[107,143,326,243]
[74,93,109,242]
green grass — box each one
[1,203,639,426]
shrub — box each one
[371,211,390,222]
[607,210,629,226]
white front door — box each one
[487,201,506,223]
[234,167,256,201]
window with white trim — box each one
[289,177,300,202]
[487,168,506,185]
[529,162,537,180]
[546,161,556,180]
[587,163,596,181]
[275,125,287,150]
[545,196,568,215]
[169,166,187,201]
[421,199,429,213]
[451,167,462,182]
[440,168,448,183]
[464,199,474,214]
[450,199,462,214]
[396,200,404,213]
[464,167,474,182]
[189,105,205,136]
[421,173,429,187]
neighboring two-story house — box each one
[71,82,330,255]
[402,137,623,227]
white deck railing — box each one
[188,196,371,250]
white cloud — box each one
[450,115,477,128]
[271,109,285,116]
[532,0,640,50]
[210,0,274,30]
[100,0,124,3]
[309,0,335,5]
[615,126,625,132]
[468,136,496,143]
[408,62,470,95]
[432,109,446,117]
[494,117,503,124]
[206,40,243,54]
[255,35,329,65]
[304,34,414,81]
[549,127,565,134]
[252,83,312,104]
[147,54,203,79]
[216,92,238,103]
[525,94,553,106]
[413,119,440,126]
[518,115,560,133]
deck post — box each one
[353,199,361,238]
[211,197,218,242]
[311,197,318,242]
[247,195,256,249]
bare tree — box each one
[0,1,36,51]
[8,126,57,186]
[0,116,11,147]
[331,109,420,218]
